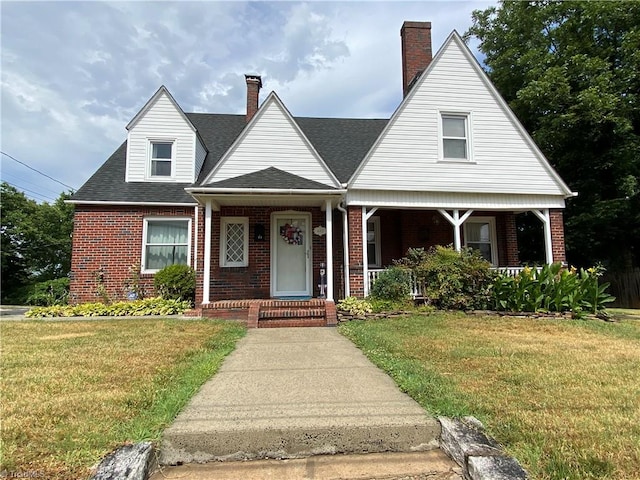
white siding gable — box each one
[350,32,572,197]
[204,93,340,188]
[126,87,198,183]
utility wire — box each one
[1,171,64,197]
[1,151,76,191]
[3,180,57,202]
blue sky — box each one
[1,1,494,202]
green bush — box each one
[25,297,191,318]
[20,278,70,306]
[492,263,615,317]
[337,296,373,316]
[370,266,412,301]
[396,246,494,310]
[154,264,196,304]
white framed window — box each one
[220,217,249,267]
[463,217,497,265]
[367,216,382,268]
[440,113,472,161]
[142,218,191,273]
[149,140,174,178]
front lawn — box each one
[340,313,640,480]
[0,319,246,480]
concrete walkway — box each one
[158,327,442,466]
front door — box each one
[271,212,312,297]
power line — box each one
[1,171,64,197]
[1,151,77,191]
[3,181,57,202]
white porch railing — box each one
[368,266,539,299]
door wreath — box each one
[280,223,303,245]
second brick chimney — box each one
[245,74,262,123]
[401,21,432,97]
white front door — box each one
[271,212,312,297]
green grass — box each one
[339,313,640,480]
[1,319,246,480]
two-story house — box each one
[69,22,574,326]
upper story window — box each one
[150,141,174,177]
[441,114,471,161]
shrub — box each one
[370,266,412,301]
[492,263,615,317]
[24,278,70,306]
[154,264,196,304]
[337,296,373,316]
[25,297,191,318]
[396,246,494,310]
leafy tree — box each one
[1,182,74,302]
[467,1,640,270]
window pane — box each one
[152,143,172,159]
[152,160,171,176]
[147,221,188,244]
[468,243,492,262]
[443,139,466,159]
[146,245,188,270]
[443,117,465,137]
[225,223,245,264]
[466,223,490,243]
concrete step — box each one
[150,450,464,480]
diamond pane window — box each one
[221,217,248,267]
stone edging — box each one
[439,416,528,480]
[90,442,155,480]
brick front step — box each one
[258,318,328,328]
[199,299,335,328]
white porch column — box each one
[437,209,474,251]
[202,199,212,305]
[532,208,554,264]
[325,199,334,301]
[362,206,378,296]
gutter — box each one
[65,200,197,206]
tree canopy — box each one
[1,182,74,302]
[467,0,640,269]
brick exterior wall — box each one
[550,209,566,263]
[347,206,364,297]
[401,21,432,97]
[69,205,196,304]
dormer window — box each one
[150,141,174,177]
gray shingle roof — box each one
[206,167,335,190]
[71,111,387,204]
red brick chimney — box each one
[245,74,262,123]
[401,21,432,97]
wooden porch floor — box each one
[188,299,337,328]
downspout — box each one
[336,202,350,298]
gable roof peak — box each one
[125,85,196,132]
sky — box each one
[1,1,495,203]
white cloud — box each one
[0,0,495,200]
